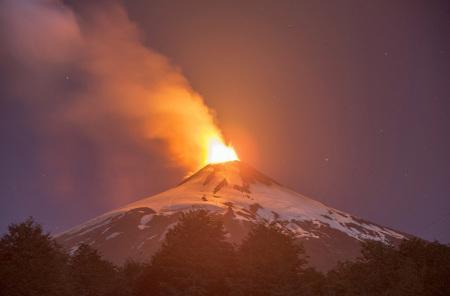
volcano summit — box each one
[56,161,407,270]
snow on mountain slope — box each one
[56,161,407,270]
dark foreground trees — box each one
[0,218,141,296]
[135,210,235,296]
[135,211,309,296]
[234,223,307,296]
[1,213,449,296]
[327,238,450,296]
[69,244,118,296]
[0,218,70,296]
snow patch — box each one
[105,232,122,240]
[138,214,154,230]
[140,214,154,225]
[136,234,158,249]
[159,222,178,241]
[69,244,80,255]
[56,211,123,238]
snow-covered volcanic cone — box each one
[56,161,407,270]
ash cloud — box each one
[0,0,224,203]
[0,0,227,209]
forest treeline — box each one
[1,210,449,296]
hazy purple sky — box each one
[1,0,449,242]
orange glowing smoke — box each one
[1,1,240,173]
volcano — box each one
[56,161,407,270]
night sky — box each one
[1,0,449,242]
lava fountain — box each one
[205,135,239,165]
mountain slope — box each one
[56,161,407,270]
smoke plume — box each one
[1,0,224,172]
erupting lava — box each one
[206,136,239,164]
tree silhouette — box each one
[117,259,147,296]
[234,223,307,296]
[326,238,450,296]
[68,244,118,296]
[135,210,235,296]
[2,216,450,296]
[0,218,70,296]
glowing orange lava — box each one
[205,136,239,164]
